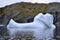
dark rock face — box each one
[0,17,2,24]
[48,2,60,12]
[50,12,60,39]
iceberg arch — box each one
[7,13,56,40]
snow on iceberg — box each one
[7,13,56,40]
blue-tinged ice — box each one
[7,13,56,40]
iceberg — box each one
[7,13,56,40]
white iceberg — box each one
[7,13,56,40]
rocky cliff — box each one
[0,2,60,25]
[0,2,48,25]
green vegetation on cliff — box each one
[0,8,4,17]
[0,2,60,24]
[4,2,48,18]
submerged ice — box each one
[7,13,56,40]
